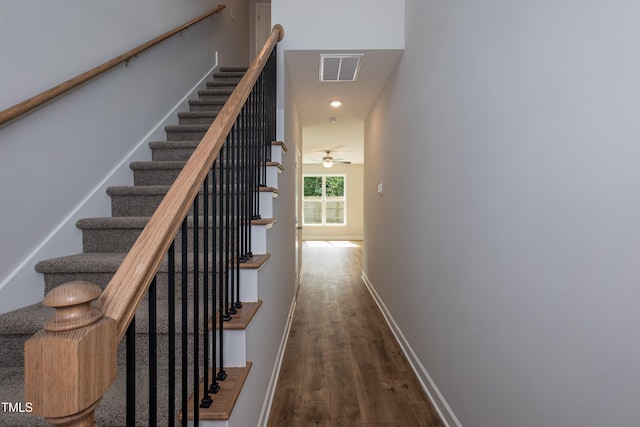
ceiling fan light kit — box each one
[311,150,351,168]
[322,155,334,168]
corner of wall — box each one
[361,272,462,427]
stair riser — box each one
[0,335,31,368]
[111,194,215,217]
[213,330,247,368]
[166,128,208,142]
[165,126,266,141]
[198,93,232,101]
[133,168,181,186]
[81,225,230,253]
[152,147,197,161]
[189,101,225,112]
[151,146,270,163]
[0,331,204,370]
[116,331,205,368]
[206,82,238,90]
[212,76,242,83]
[178,115,217,126]
[43,271,217,299]
[111,193,167,217]
[133,165,264,187]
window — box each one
[303,175,346,226]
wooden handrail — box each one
[98,23,284,341]
[0,5,226,126]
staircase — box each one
[0,67,289,427]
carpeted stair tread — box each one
[132,159,279,170]
[107,185,172,196]
[34,250,256,274]
[165,124,211,133]
[149,140,200,150]
[177,111,219,125]
[77,216,151,229]
[35,252,127,273]
[189,99,226,110]
[178,111,220,118]
[130,160,187,170]
[108,184,248,197]
[76,215,257,230]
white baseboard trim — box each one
[257,295,297,427]
[361,272,462,427]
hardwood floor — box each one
[267,241,443,427]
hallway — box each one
[268,241,443,426]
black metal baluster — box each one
[228,125,237,316]
[247,92,255,258]
[240,104,250,263]
[192,196,200,425]
[234,114,243,310]
[209,162,220,394]
[201,175,213,408]
[252,87,261,222]
[224,136,233,321]
[168,242,176,426]
[217,147,227,382]
[260,69,268,189]
[181,220,188,427]
[149,277,157,427]
[126,317,136,427]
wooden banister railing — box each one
[24,23,284,426]
[0,5,225,127]
[100,23,283,342]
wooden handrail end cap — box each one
[273,24,284,41]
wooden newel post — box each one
[24,281,117,426]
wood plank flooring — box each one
[268,241,443,427]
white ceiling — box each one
[284,50,403,164]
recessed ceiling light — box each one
[330,100,342,108]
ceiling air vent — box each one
[319,54,363,82]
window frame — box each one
[302,173,347,226]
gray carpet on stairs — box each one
[0,67,245,427]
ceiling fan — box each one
[308,150,352,168]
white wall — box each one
[302,164,363,241]
[272,0,403,51]
[273,0,404,118]
[0,0,249,313]
[365,1,640,426]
